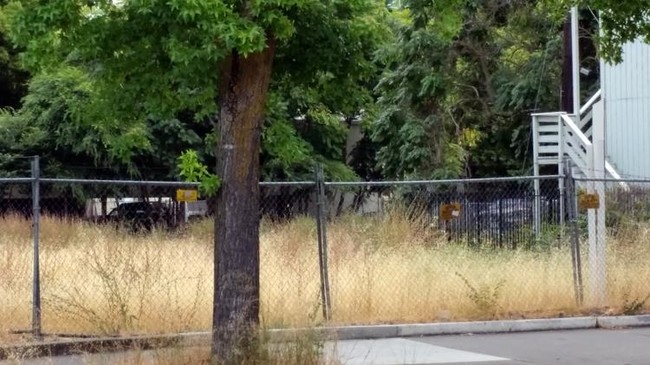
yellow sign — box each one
[579,193,600,210]
[176,189,198,202]
[440,203,461,221]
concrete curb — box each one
[396,317,598,337]
[2,315,649,360]
[0,335,179,360]
[597,314,650,329]
[266,317,599,341]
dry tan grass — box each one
[2,211,650,339]
[3,342,338,365]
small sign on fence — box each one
[439,203,461,221]
[176,189,198,202]
[579,193,600,210]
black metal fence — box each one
[1,176,564,246]
[325,176,563,249]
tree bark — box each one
[211,37,276,364]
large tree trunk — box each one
[211,38,276,364]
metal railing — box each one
[578,88,602,138]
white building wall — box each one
[603,39,650,179]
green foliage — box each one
[0,66,152,177]
[548,0,650,63]
[456,272,504,316]
[0,0,29,108]
[371,0,563,179]
[177,150,221,196]
[5,0,270,119]
[0,64,221,181]
[3,0,390,183]
[263,0,391,181]
[0,65,222,180]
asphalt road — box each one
[3,327,650,364]
[329,328,650,365]
[413,327,650,365]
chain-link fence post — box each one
[31,155,42,339]
[565,160,584,306]
[314,164,332,321]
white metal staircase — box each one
[530,89,628,244]
[531,89,626,185]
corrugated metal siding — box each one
[603,40,650,179]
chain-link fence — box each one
[322,175,572,325]
[572,177,650,311]
[1,176,325,338]
[5,163,650,341]
[1,177,35,339]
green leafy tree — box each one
[5,0,388,361]
[0,67,150,178]
[0,65,220,181]
[555,0,650,63]
[0,0,28,108]
[372,0,563,179]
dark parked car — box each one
[104,201,171,232]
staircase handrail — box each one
[605,162,630,191]
[579,89,602,116]
[561,113,630,191]
[559,113,591,172]
[561,113,592,148]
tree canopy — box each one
[2,0,648,181]
[371,0,563,179]
[1,0,389,182]
[557,0,650,63]
[0,0,28,109]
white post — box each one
[571,6,581,115]
[586,142,597,298]
[532,115,541,239]
[558,116,565,228]
[589,101,607,306]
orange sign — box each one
[579,193,600,210]
[440,203,461,221]
[176,189,198,202]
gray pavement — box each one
[330,328,650,364]
[412,327,650,365]
[3,328,650,364]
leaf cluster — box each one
[2,0,391,182]
[371,0,564,179]
[547,0,650,63]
